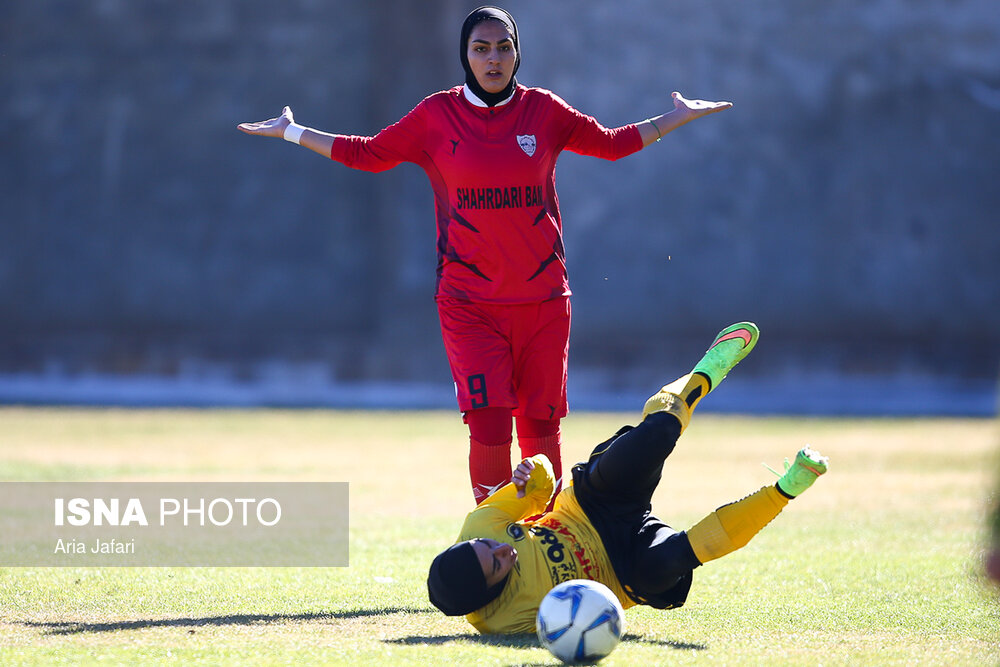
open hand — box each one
[671,91,733,119]
[671,91,733,120]
[237,106,294,138]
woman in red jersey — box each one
[238,6,732,506]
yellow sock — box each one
[685,486,789,564]
[641,373,710,432]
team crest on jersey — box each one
[516,134,537,157]
[507,524,526,541]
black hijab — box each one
[459,6,520,107]
[427,542,509,616]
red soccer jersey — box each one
[330,84,643,304]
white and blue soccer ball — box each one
[535,579,625,664]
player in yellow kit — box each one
[426,322,830,633]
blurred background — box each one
[2,0,998,415]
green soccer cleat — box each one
[774,446,829,498]
[691,322,759,391]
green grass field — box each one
[1,407,998,665]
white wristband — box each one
[283,122,306,145]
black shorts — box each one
[571,424,700,609]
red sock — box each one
[466,408,513,505]
[516,417,562,513]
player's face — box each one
[466,20,516,94]
[471,538,517,587]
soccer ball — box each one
[536,579,624,664]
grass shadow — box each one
[23,607,432,636]
[621,632,708,650]
[386,632,538,648]
[386,631,707,651]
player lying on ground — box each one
[427,322,830,633]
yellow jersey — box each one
[458,455,635,634]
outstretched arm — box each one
[636,92,733,148]
[237,106,336,158]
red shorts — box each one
[437,296,570,420]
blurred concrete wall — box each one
[2,1,998,412]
